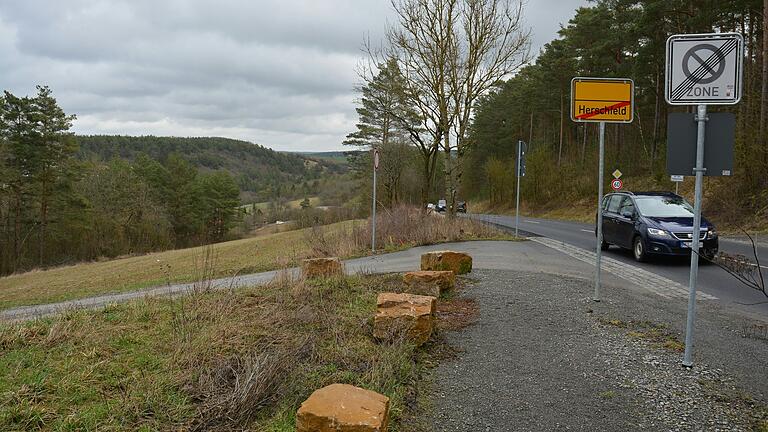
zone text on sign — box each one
[571,78,634,123]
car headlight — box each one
[707,228,717,239]
[647,228,669,237]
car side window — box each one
[606,195,622,213]
[618,197,635,216]
[602,196,612,211]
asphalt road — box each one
[471,214,768,315]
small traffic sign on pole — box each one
[610,178,623,191]
[612,169,622,179]
[671,175,684,194]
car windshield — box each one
[634,196,694,217]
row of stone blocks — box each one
[301,250,473,281]
[295,251,472,431]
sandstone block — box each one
[403,270,455,297]
[302,257,343,279]
[373,292,436,345]
[420,250,472,274]
[296,383,389,432]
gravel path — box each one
[432,270,768,431]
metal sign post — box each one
[571,77,634,302]
[683,104,707,367]
[595,122,606,301]
[515,140,526,237]
[665,32,743,367]
[372,148,379,252]
[671,175,684,195]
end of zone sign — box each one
[665,33,743,105]
[571,77,634,123]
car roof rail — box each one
[632,191,676,196]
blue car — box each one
[596,192,718,262]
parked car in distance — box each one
[456,201,467,213]
[436,199,447,213]
[596,192,718,262]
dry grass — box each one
[0,273,432,431]
[598,318,685,353]
[306,205,513,258]
[0,211,511,310]
[0,221,352,310]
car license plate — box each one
[680,242,702,250]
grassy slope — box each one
[0,274,433,431]
[245,196,322,212]
[0,221,355,310]
[0,214,512,310]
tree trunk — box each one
[558,91,564,167]
[13,191,22,272]
[761,0,768,155]
[444,134,454,215]
[39,191,47,267]
[651,66,661,173]
[529,111,534,149]
[581,123,588,165]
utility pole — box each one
[515,140,524,237]
[371,148,379,252]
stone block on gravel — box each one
[301,257,343,279]
[420,251,472,274]
[373,292,436,345]
[403,270,455,297]
[296,383,389,432]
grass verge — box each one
[0,272,461,431]
[1,208,511,310]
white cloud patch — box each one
[0,0,585,151]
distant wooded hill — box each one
[75,135,346,202]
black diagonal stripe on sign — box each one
[671,39,736,99]
[671,39,737,100]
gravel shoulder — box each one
[431,269,768,431]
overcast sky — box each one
[0,0,588,152]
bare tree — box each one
[387,0,530,213]
[384,0,457,208]
[702,229,766,303]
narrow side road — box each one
[1,240,607,322]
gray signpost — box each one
[372,148,379,252]
[515,140,526,237]
[671,175,684,195]
[665,32,743,367]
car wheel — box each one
[600,240,610,251]
[633,236,647,262]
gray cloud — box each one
[0,0,586,151]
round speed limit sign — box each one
[611,178,623,191]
